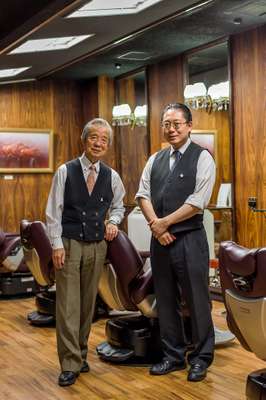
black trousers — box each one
[151,227,214,367]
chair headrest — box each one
[219,241,258,276]
[20,219,54,285]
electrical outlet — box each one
[248,197,257,209]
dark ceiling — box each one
[0,0,265,84]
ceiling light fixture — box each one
[0,67,31,78]
[9,35,93,54]
[233,17,242,25]
[66,0,162,18]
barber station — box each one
[1,1,266,399]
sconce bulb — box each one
[115,63,121,69]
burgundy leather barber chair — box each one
[20,219,56,325]
[95,230,196,363]
[219,241,266,400]
[96,230,163,363]
[0,229,39,296]
[20,219,108,326]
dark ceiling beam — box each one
[38,0,219,79]
[0,0,86,55]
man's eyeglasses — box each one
[162,121,187,130]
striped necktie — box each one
[171,150,182,171]
[87,164,97,194]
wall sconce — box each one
[184,81,229,112]
[207,81,229,111]
[112,104,147,127]
[112,104,132,126]
[184,82,210,110]
[133,105,147,127]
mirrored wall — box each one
[185,42,233,260]
[113,69,149,208]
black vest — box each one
[151,142,204,234]
[62,158,113,242]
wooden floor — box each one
[0,297,264,400]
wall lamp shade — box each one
[112,104,147,127]
[112,104,132,126]
[133,105,147,126]
[184,81,229,112]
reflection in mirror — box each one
[185,42,232,272]
[113,70,149,220]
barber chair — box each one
[219,241,266,400]
[96,230,164,363]
[20,220,109,326]
[0,229,39,296]
[20,219,56,325]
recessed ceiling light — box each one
[9,35,93,54]
[118,51,151,60]
[67,0,162,17]
[0,67,31,78]
[233,17,242,25]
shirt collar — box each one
[170,137,191,156]
[79,153,100,173]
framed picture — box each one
[190,130,217,159]
[0,128,54,173]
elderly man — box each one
[46,118,125,386]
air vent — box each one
[118,51,151,61]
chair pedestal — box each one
[246,369,266,400]
[97,315,163,363]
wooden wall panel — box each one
[82,76,116,169]
[0,79,84,232]
[147,56,184,153]
[0,81,53,232]
[116,77,149,206]
[192,109,231,203]
[52,80,83,168]
[231,25,266,247]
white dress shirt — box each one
[46,153,125,249]
[136,138,216,211]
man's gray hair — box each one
[81,118,113,145]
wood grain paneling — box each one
[114,76,149,206]
[147,56,184,153]
[231,25,266,247]
[192,109,231,204]
[0,79,84,232]
[82,76,117,169]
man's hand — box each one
[149,217,169,238]
[52,248,65,270]
[104,223,118,241]
[157,231,176,246]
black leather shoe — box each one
[58,371,79,387]
[80,360,90,373]
[150,359,186,375]
[187,363,207,382]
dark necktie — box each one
[171,150,182,171]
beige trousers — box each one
[55,238,107,372]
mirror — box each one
[113,70,149,223]
[185,42,233,265]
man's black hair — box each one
[161,103,192,123]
